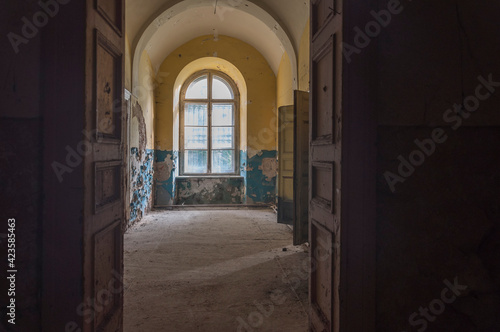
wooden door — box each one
[293,90,309,245]
[309,0,377,331]
[41,1,126,331]
[309,0,342,331]
[83,0,126,331]
[278,105,295,225]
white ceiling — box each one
[126,0,309,76]
[126,0,309,50]
[145,6,285,74]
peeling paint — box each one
[176,177,244,205]
[130,148,154,223]
[259,157,278,181]
[155,152,174,182]
[246,150,277,204]
[154,150,177,205]
[152,149,277,206]
[132,102,147,156]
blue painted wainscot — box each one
[152,149,277,206]
[154,150,177,206]
[245,150,278,204]
[130,148,154,222]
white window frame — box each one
[179,70,240,175]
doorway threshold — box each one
[154,204,272,210]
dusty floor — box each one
[124,209,309,332]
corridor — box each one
[124,209,309,332]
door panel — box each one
[293,90,309,245]
[311,162,335,214]
[309,0,342,331]
[95,161,122,212]
[96,0,123,34]
[95,31,122,140]
[85,0,126,331]
[311,39,334,143]
[310,219,333,330]
[278,105,295,224]
[93,220,122,328]
[312,0,335,35]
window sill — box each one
[176,175,244,180]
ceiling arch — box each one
[131,0,299,89]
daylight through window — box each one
[180,71,239,175]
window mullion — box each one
[182,70,238,175]
[182,101,188,174]
[208,73,212,174]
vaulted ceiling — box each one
[126,0,309,76]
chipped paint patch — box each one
[246,150,277,204]
[247,146,261,159]
[259,157,278,181]
[155,152,174,182]
[154,150,177,206]
[176,177,244,205]
[130,148,154,223]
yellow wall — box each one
[276,20,310,108]
[277,52,294,108]
[298,19,310,92]
[155,35,276,153]
[132,50,155,149]
[276,52,294,202]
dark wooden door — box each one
[309,0,342,331]
[293,90,309,245]
[278,105,295,225]
[41,1,126,331]
[83,0,126,330]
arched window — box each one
[180,70,239,175]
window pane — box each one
[212,76,233,99]
[185,103,208,126]
[212,104,234,126]
[186,75,208,99]
[212,150,234,173]
[185,150,208,173]
[212,127,233,149]
[185,127,207,149]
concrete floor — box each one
[124,209,309,332]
